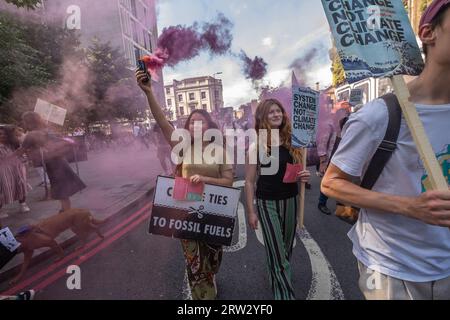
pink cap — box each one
[419,0,450,28]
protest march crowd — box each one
[1,0,449,301]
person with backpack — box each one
[317,110,350,215]
[321,0,450,300]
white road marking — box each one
[224,202,247,253]
[298,228,345,300]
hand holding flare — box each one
[140,49,169,81]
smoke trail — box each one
[239,50,268,81]
[289,47,319,86]
[157,13,233,67]
[200,13,233,55]
[157,25,203,66]
[155,13,268,82]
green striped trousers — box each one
[256,196,298,300]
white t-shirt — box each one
[331,98,450,282]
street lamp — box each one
[212,72,223,112]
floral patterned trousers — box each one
[181,239,223,300]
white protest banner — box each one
[349,89,363,106]
[0,228,21,253]
[291,86,320,149]
[321,0,447,191]
[149,176,241,246]
[321,0,423,83]
[34,98,67,126]
[291,73,320,229]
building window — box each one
[337,89,350,102]
[189,93,195,101]
[132,21,138,43]
[215,90,220,97]
[178,94,183,102]
[134,46,141,65]
[148,34,153,52]
[189,104,196,112]
[143,30,148,49]
[166,87,171,94]
[202,104,207,110]
[201,92,206,99]
[179,107,185,116]
[130,0,137,17]
[120,11,129,36]
[167,99,172,106]
[354,83,370,104]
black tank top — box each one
[256,146,299,200]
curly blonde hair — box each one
[254,99,303,164]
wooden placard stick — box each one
[390,75,448,191]
[298,147,308,229]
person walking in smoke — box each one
[136,69,233,300]
[317,109,350,215]
[0,126,30,220]
[245,99,311,300]
[15,112,86,213]
[322,0,450,300]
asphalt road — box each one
[1,167,364,300]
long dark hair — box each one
[0,126,20,150]
[184,109,219,131]
[174,109,220,176]
[21,111,46,131]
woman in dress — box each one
[18,112,86,213]
[0,126,29,220]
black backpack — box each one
[335,93,402,224]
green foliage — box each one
[420,0,429,13]
[3,0,41,9]
[0,14,148,129]
[0,12,50,123]
[329,47,346,87]
[84,38,143,123]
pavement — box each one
[0,142,165,282]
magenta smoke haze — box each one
[155,13,268,82]
[239,51,268,81]
[157,13,233,66]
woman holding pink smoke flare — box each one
[136,66,233,300]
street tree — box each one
[0,12,50,123]
[84,38,146,125]
[3,0,41,9]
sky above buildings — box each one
[156,0,333,107]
